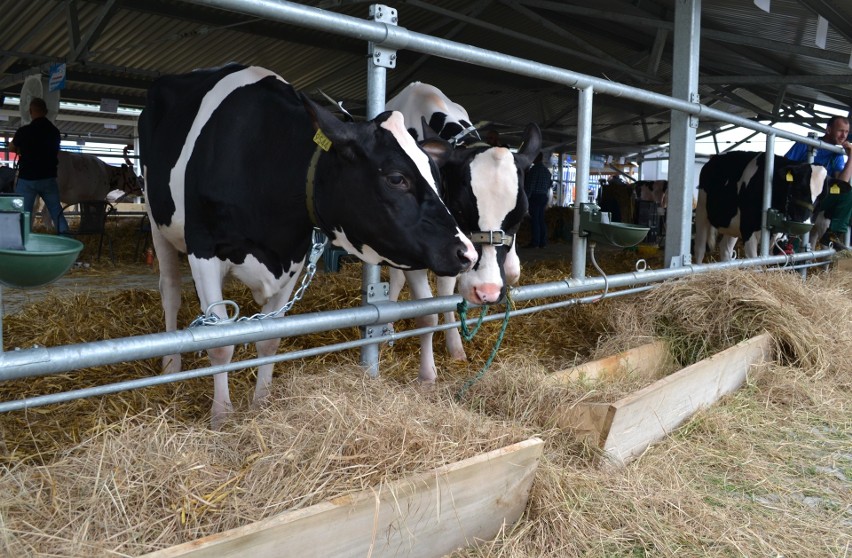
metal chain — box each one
[188,230,328,327]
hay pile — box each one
[1,230,850,556]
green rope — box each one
[455,293,513,401]
[457,298,489,340]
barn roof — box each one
[1,0,850,156]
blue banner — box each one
[48,63,66,92]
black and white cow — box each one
[388,82,481,147]
[695,151,826,263]
[384,82,540,382]
[139,65,478,428]
[0,166,16,194]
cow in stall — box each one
[806,177,852,250]
[384,81,541,383]
[37,149,142,228]
[694,151,826,263]
[0,166,16,194]
[139,65,478,429]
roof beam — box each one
[69,0,120,63]
[402,0,662,83]
[798,0,852,44]
[702,74,852,86]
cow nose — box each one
[474,283,502,305]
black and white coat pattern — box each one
[385,82,540,382]
[139,65,477,428]
[695,151,825,263]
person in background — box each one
[10,97,68,235]
[524,152,552,249]
[784,115,852,250]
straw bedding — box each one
[0,221,849,557]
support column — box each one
[361,4,396,377]
[571,86,593,279]
[664,0,701,267]
[760,133,775,257]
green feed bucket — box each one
[596,222,651,248]
[0,234,84,288]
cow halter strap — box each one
[468,230,515,248]
[305,145,323,227]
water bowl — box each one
[0,234,84,288]
[578,203,650,248]
[766,208,814,236]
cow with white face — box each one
[695,151,826,263]
[139,65,478,429]
[385,82,540,383]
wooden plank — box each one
[549,341,672,384]
[550,402,614,447]
[141,438,544,558]
[601,333,774,466]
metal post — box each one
[760,133,775,257]
[360,4,397,377]
[665,0,701,268]
[572,86,593,279]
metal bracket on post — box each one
[368,4,398,69]
[361,281,392,340]
[688,93,700,128]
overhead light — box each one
[2,96,142,116]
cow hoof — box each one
[448,348,467,361]
[210,400,234,431]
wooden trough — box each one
[549,333,774,467]
[142,437,544,558]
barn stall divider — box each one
[0,1,844,555]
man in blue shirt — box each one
[10,97,68,235]
[784,115,852,249]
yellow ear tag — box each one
[785,171,793,182]
[313,129,332,152]
[831,184,841,194]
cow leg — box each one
[150,223,183,374]
[742,235,759,259]
[251,265,303,408]
[387,267,406,337]
[403,269,439,383]
[189,257,235,430]
[809,212,831,248]
[436,275,466,361]
[693,190,709,263]
[719,235,738,261]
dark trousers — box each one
[528,192,548,247]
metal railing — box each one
[0,0,841,411]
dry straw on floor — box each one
[1,225,850,557]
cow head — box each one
[425,122,542,304]
[777,162,826,224]
[109,163,144,198]
[302,95,477,277]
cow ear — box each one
[300,92,357,145]
[417,136,453,168]
[513,123,542,169]
[419,116,442,141]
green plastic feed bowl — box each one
[597,222,650,248]
[778,220,813,236]
[0,234,84,288]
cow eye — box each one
[385,172,410,191]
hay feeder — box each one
[547,333,774,467]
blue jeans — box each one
[15,177,69,235]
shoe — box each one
[820,231,849,251]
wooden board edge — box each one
[601,333,774,466]
[140,437,544,558]
[549,341,672,384]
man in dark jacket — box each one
[524,152,552,248]
[10,97,68,234]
